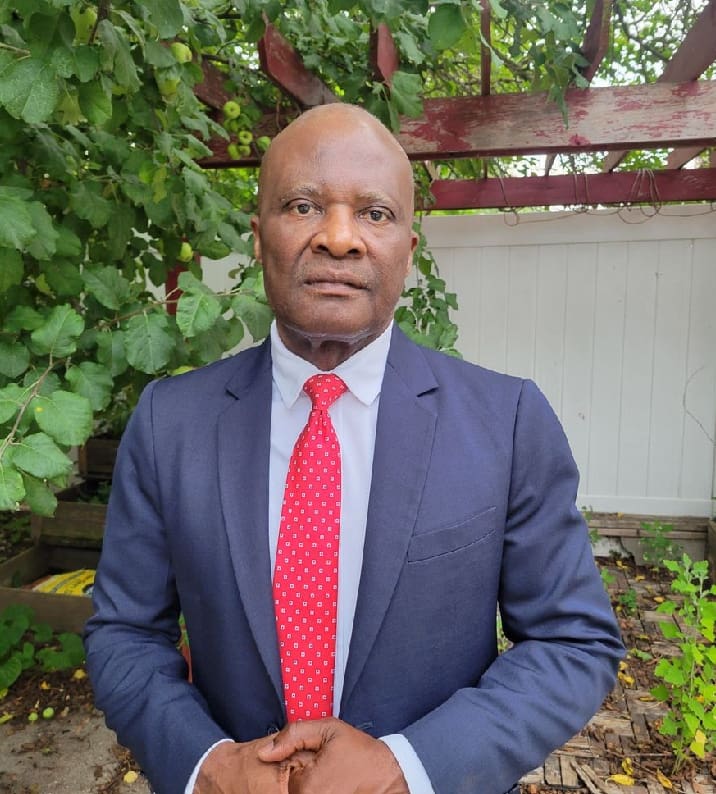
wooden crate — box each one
[0,486,106,633]
[587,512,709,567]
[0,544,100,633]
[77,437,119,481]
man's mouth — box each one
[304,273,367,293]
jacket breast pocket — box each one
[407,506,497,563]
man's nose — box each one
[311,206,366,257]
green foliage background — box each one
[0,0,708,514]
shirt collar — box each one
[270,320,392,408]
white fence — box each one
[200,206,716,518]
[422,207,716,518]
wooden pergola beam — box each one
[397,81,716,159]
[603,0,716,172]
[428,167,716,210]
[258,22,338,107]
[370,23,399,86]
[200,80,716,168]
[480,0,491,96]
[581,0,612,83]
[546,0,612,175]
[195,60,233,110]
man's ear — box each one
[250,215,262,262]
[405,229,419,276]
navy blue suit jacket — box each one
[85,327,623,794]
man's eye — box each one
[365,208,389,222]
[290,202,315,215]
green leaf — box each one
[143,0,185,39]
[69,182,113,229]
[25,200,58,260]
[65,362,113,411]
[0,653,23,691]
[83,266,131,310]
[107,204,135,261]
[144,40,177,67]
[650,683,670,701]
[0,452,25,511]
[659,621,681,639]
[0,340,30,378]
[390,71,423,118]
[54,225,83,258]
[37,631,86,671]
[42,260,84,297]
[0,57,59,123]
[125,312,174,373]
[12,432,73,480]
[73,45,100,83]
[231,293,273,341]
[78,81,112,125]
[4,306,44,332]
[428,4,466,51]
[22,473,57,517]
[176,284,222,338]
[96,329,128,377]
[30,305,84,357]
[31,390,93,446]
[0,249,23,292]
[0,188,35,250]
[0,383,24,424]
[96,21,140,91]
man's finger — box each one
[257,719,334,762]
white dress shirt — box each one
[186,321,434,794]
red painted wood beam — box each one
[370,23,399,86]
[428,167,716,210]
[258,23,338,107]
[668,145,709,169]
[195,60,233,110]
[398,81,716,159]
[581,0,612,83]
[604,0,716,172]
[546,0,611,176]
[480,0,491,97]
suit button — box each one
[266,723,280,735]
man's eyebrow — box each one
[276,185,321,204]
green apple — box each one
[227,143,241,160]
[238,130,253,145]
[70,6,98,44]
[237,145,252,157]
[28,711,39,723]
[42,707,55,720]
[157,77,180,97]
[170,42,192,64]
[178,242,194,262]
[222,100,242,120]
[257,136,271,151]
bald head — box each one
[257,103,414,214]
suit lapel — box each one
[341,330,438,712]
[216,341,284,705]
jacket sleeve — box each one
[84,381,230,794]
[403,379,625,794]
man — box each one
[84,104,623,794]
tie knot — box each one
[303,373,347,411]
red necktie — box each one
[273,373,347,722]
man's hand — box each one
[257,718,410,794]
[194,737,312,794]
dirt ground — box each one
[0,556,713,794]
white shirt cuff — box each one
[185,738,234,794]
[380,733,436,794]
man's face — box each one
[251,108,418,366]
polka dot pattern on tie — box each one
[273,373,347,722]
